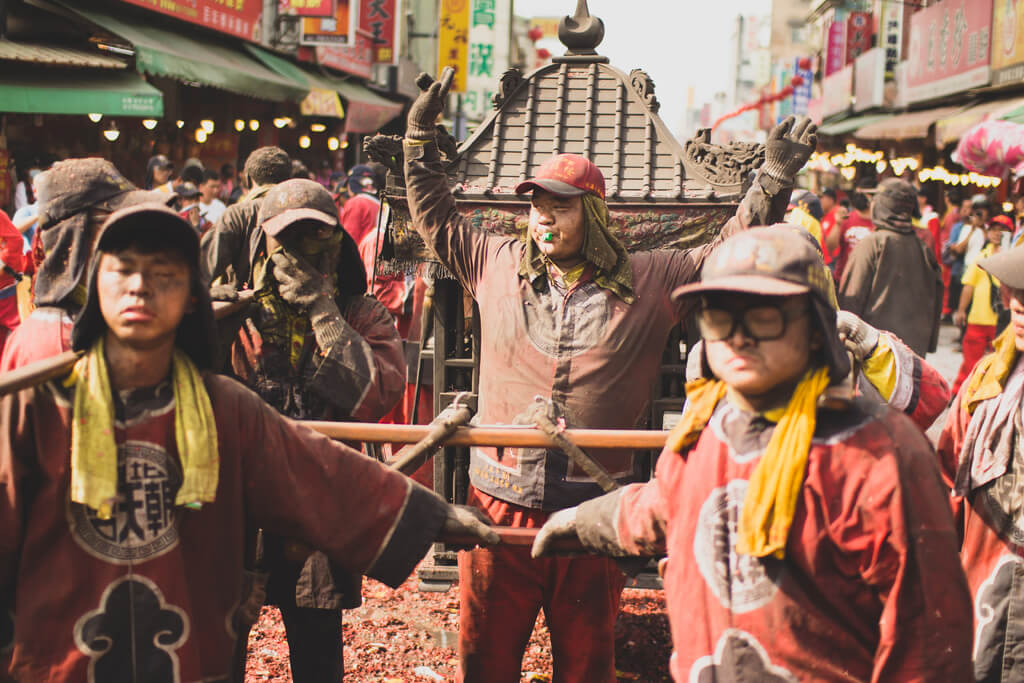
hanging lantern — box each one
[200,119,215,134]
[103,122,120,142]
[234,119,245,132]
[195,128,208,143]
[327,136,340,151]
[249,119,260,131]
[310,123,327,133]
[142,119,158,130]
[88,113,103,123]
[299,135,311,149]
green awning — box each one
[0,67,162,116]
[817,112,893,137]
[245,45,345,118]
[246,44,402,131]
[1001,104,1024,125]
[66,5,308,102]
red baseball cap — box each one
[514,153,606,200]
[990,214,1015,231]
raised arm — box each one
[403,69,500,298]
[663,117,818,311]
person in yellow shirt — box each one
[953,215,1015,394]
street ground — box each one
[243,323,966,682]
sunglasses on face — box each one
[697,302,810,342]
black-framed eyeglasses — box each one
[697,302,809,342]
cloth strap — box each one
[665,366,832,558]
[69,338,219,520]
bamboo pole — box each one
[392,404,473,476]
[300,421,669,450]
[0,293,256,398]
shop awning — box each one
[0,66,163,116]
[934,97,1024,148]
[248,45,403,131]
[1001,103,1024,125]
[65,4,308,102]
[335,80,403,133]
[817,112,893,137]
[853,105,967,141]
[245,45,346,119]
[0,38,126,69]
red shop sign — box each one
[120,0,261,41]
[906,0,994,102]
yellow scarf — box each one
[69,338,220,520]
[964,326,1019,414]
[666,366,832,559]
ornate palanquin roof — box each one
[364,0,765,272]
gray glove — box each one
[531,507,579,558]
[209,283,239,302]
[759,116,818,195]
[442,504,500,548]
[270,250,333,311]
[406,67,455,140]
[836,310,880,361]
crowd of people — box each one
[1,65,1024,682]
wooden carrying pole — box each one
[300,421,669,450]
[0,294,255,398]
[391,403,473,476]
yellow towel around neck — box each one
[965,326,1019,414]
[69,338,220,520]
[665,366,832,559]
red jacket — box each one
[937,354,1024,681]
[0,374,446,681]
[577,395,972,682]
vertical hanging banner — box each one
[300,1,353,45]
[439,0,471,93]
[465,0,511,120]
[279,0,335,17]
[359,0,399,64]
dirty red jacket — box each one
[0,307,72,372]
[0,374,446,682]
[405,138,764,510]
[577,395,972,682]
[937,354,1024,682]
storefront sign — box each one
[846,12,873,65]
[279,0,335,16]
[825,15,847,76]
[822,64,853,119]
[854,47,886,111]
[313,36,373,78]
[992,0,1024,86]
[438,0,471,93]
[301,89,345,117]
[300,1,353,45]
[359,0,398,64]
[792,58,814,116]
[906,0,993,102]
[880,0,903,79]
[121,0,261,41]
[465,0,511,120]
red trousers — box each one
[457,488,626,683]
[953,323,997,396]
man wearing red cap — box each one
[403,68,817,682]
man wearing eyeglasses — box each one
[534,224,972,682]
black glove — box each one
[442,505,500,548]
[406,67,455,140]
[270,249,333,311]
[759,116,818,195]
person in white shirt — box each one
[199,169,226,227]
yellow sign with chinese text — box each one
[438,0,470,93]
[993,0,1024,76]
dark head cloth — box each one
[258,178,366,296]
[671,223,850,383]
[72,203,218,370]
[33,158,173,311]
[871,178,918,233]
